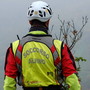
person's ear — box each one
[29,21,32,24]
[45,20,50,27]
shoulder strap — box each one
[11,40,23,85]
[54,40,63,60]
[12,40,19,55]
[53,40,64,83]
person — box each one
[3,1,81,90]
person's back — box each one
[4,1,81,90]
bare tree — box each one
[52,16,88,50]
[51,16,88,84]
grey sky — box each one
[0,0,90,90]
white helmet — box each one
[27,1,53,22]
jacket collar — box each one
[22,26,52,38]
[28,31,47,35]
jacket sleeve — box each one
[3,76,16,90]
[66,73,81,90]
[3,47,18,90]
[61,44,81,90]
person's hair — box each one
[30,20,47,27]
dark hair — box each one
[30,20,46,26]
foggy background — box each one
[0,0,90,90]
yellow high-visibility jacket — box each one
[4,31,81,90]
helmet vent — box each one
[30,14,33,16]
[28,10,30,15]
[29,10,34,16]
[39,14,43,17]
[39,10,42,13]
[42,7,46,9]
[31,10,34,13]
[47,9,52,15]
[30,6,32,8]
[39,10,43,17]
[44,12,46,17]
